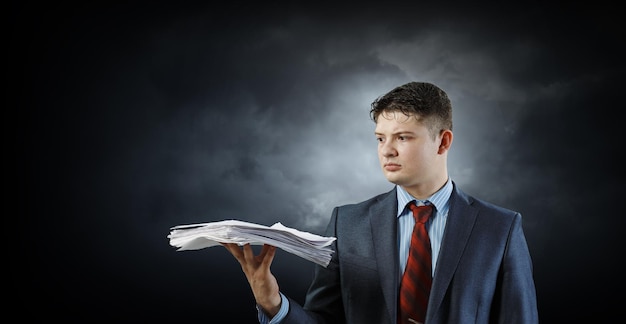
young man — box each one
[224,81,539,323]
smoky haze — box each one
[14,2,623,322]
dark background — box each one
[13,2,624,322]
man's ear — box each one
[438,130,453,154]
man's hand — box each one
[222,243,282,317]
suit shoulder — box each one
[472,196,518,216]
[336,189,395,211]
[455,186,520,218]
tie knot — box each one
[409,202,433,224]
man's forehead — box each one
[375,115,423,133]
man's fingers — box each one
[242,243,255,263]
[259,244,276,267]
[222,243,246,262]
[222,243,276,270]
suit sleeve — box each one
[280,207,345,324]
[496,213,539,323]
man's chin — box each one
[384,174,403,185]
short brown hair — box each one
[370,81,453,138]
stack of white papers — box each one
[168,219,336,267]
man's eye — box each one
[398,136,406,141]
[376,137,384,142]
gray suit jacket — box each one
[282,182,538,323]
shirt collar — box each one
[396,178,453,218]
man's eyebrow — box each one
[374,130,416,136]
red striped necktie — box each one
[398,202,433,324]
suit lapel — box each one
[370,188,400,322]
[427,186,478,317]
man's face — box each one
[374,111,443,190]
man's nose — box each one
[380,141,397,157]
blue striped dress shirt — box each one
[396,178,452,278]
